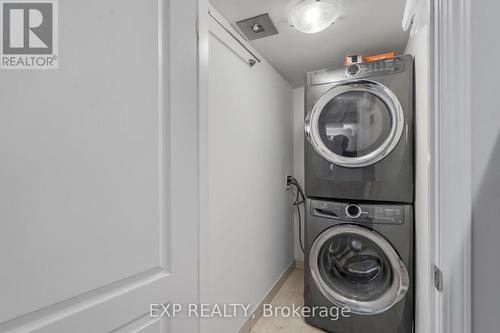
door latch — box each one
[434,264,443,292]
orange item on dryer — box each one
[363,52,395,62]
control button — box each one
[346,64,361,76]
[346,204,362,218]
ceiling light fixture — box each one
[288,0,340,34]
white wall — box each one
[293,87,305,261]
[405,26,431,333]
[201,9,295,333]
[471,2,500,332]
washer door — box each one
[305,81,404,168]
[309,224,409,315]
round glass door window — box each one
[309,224,409,314]
[305,81,404,168]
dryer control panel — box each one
[310,200,405,225]
[364,57,405,74]
[308,55,408,86]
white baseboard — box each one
[237,261,297,333]
[295,259,304,270]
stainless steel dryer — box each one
[304,55,414,203]
[304,199,414,333]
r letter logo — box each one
[1,0,58,69]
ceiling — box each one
[210,0,410,88]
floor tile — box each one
[251,269,326,333]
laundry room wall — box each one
[471,1,500,332]
[404,26,431,333]
[200,7,295,333]
[293,87,306,262]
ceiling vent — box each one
[236,13,278,41]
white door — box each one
[0,0,199,332]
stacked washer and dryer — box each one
[303,55,414,333]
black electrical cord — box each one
[287,176,305,253]
[296,205,305,253]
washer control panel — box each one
[310,200,405,224]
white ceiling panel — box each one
[210,0,410,87]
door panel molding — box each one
[430,0,472,332]
[1,269,170,333]
[110,312,167,333]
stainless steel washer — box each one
[304,199,414,332]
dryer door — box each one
[309,224,409,315]
[305,81,404,168]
